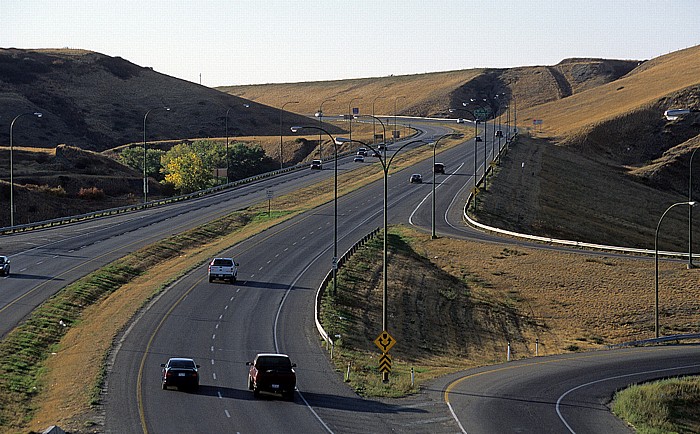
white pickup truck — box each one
[208,257,238,283]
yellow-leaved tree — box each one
[161,144,211,193]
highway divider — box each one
[315,227,381,346]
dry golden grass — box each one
[517,45,700,137]
[219,69,484,117]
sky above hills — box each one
[4,0,700,87]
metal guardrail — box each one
[0,151,360,236]
[462,135,698,261]
[315,227,381,346]
[607,333,700,349]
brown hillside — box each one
[218,58,637,119]
[0,48,320,151]
[476,45,700,252]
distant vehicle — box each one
[456,118,465,124]
[247,353,296,400]
[377,143,386,150]
[409,174,423,184]
[433,163,445,174]
[208,257,238,283]
[371,150,381,157]
[353,155,365,162]
[475,136,483,142]
[310,159,323,170]
[0,256,9,276]
[357,147,367,156]
[161,357,200,392]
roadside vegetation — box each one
[118,139,279,194]
[612,376,700,433]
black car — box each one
[161,357,200,391]
[433,163,445,174]
[409,174,423,183]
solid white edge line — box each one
[446,401,468,434]
[555,363,700,433]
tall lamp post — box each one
[279,101,299,170]
[316,98,336,159]
[372,96,387,146]
[336,135,425,379]
[654,201,696,338]
[449,106,481,193]
[431,134,458,239]
[290,125,343,296]
[663,107,699,268]
[393,96,406,144]
[9,111,42,227]
[347,97,362,146]
[143,106,170,203]
[225,103,250,182]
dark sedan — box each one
[161,357,200,392]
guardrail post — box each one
[507,342,511,362]
[535,338,539,356]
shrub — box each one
[78,187,106,200]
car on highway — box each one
[409,174,423,184]
[161,357,200,392]
[247,353,296,400]
[310,159,323,170]
[353,154,365,162]
[434,162,445,174]
[357,147,367,156]
[208,257,238,283]
[0,256,10,276]
[456,118,465,124]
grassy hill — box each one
[0,48,317,151]
[218,58,638,118]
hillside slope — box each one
[0,49,316,151]
[219,58,638,119]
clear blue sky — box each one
[4,1,699,87]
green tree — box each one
[118,146,165,181]
[161,143,211,193]
[227,142,277,181]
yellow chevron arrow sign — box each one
[378,352,392,373]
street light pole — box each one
[335,136,424,339]
[372,96,387,146]
[317,98,336,160]
[431,134,456,239]
[689,147,698,268]
[348,97,362,147]
[9,111,42,227]
[279,101,299,170]
[450,106,480,194]
[393,96,405,144]
[654,201,696,338]
[143,106,170,203]
[290,125,342,296]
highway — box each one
[4,118,699,433]
[103,121,468,433]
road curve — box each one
[440,345,700,433]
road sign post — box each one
[374,331,396,381]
